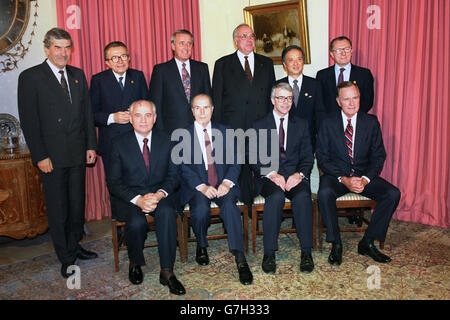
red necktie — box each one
[204,129,218,187]
[143,138,150,173]
[279,118,286,162]
[344,119,355,176]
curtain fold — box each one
[56,0,202,221]
[329,0,449,227]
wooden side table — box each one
[0,145,48,239]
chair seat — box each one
[337,193,372,201]
[183,200,246,211]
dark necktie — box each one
[337,67,345,85]
[204,129,218,187]
[293,79,300,107]
[279,118,286,162]
[244,56,253,84]
[142,138,150,173]
[182,63,191,102]
[118,76,124,91]
[59,70,71,103]
[345,118,355,176]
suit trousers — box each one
[40,164,86,264]
[188,188,245,253]
[260,178,314,254]
[318,174,401,243]
[124,196,178,269]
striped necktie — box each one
[345,118,355,176]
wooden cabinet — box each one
[0,145,48,239]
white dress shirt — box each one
[46,59,71,98]
[334,63,352,85]
[288,74,303,93]
[107,71,128,125]
[236,50,254,76]
[174,57,191,80]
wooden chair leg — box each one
[176,215,187,263]
[379,241,384,250]
[111,220,120,272]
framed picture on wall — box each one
[244,0,311,65]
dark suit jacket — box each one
[316,64,374,114]
[178,123,241,206]
[149,58,211,134]
[107,129,179,217]
[251,112,314,195]
[316,112,386,181]
[276,75,326,150]
[90,68,149,157]
[212,52,275,130]
[18,60,97,167]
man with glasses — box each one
[178,94,253,285]
[251,83,315,274]
[149,29,211,134]
[316,36,374,114]
[212,23,275,206]
[90,41,149,220]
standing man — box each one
[107,100,185,295]
[251,83,315,274]
[90,41,149,220]
[212,23,275,205]
[178,94,253,286]
[276,45,326,151]
[316,81,401,266]
[316,36,374,114]
[17,28,98,279]
[149,29,211,134]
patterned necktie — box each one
[204,129,218,187]
[345,118,355,176]
[182,63,191,103]
[142,138,150,173]
[279,118,286,162]
[244,56,253,84]
[337,67,345,85]
[118,76,124,91]
[293,79,300,107]
[59,70,71,103]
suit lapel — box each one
[353,113,365,160]
[41,61,71,105]
[231,52,251,87]
[334,113,350,160]
[169,59,189,103]
[191,125,208,181]
[148,131,160,178]
[285,116,296,155]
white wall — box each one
[0,0,58,120]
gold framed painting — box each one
[244,0,311,65]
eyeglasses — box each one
[107,54,129,63]
[333,47,352,54]
[275,96,293,102]
[237,33,256,40]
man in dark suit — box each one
[17,28,98,279]
[316,36,374,114]
[178,94,253,286]
[90,41,149,177]
[107,100,185,295]
[276,45,326,151]
[316,81,401,266]
[149,29,211,134]
[251,83,315,274]
[212,23,276,205]
[90,41,149,220]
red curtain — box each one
[329,0,449,228]
[56,0,202,221]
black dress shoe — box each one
[328,242,343,266]
[237,262,253,285]
[77,246,98,260]
[358,240,391,263]
[195,246,209,266]
[129,264,143,285]
[261,253,276,274]
[300,252,314,273]
[160,275,186,295]
[61,261,76,279]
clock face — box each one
[0,0,30,55]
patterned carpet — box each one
[0,217,449,300]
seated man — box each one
[316,81,401,266]
[178,94,253,285]
[251,82,315,274]
[107,100,185,295]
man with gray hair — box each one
[18,27,98,279]
[251,82,315,274]
[149,29,211,134]
[212,23,275,205]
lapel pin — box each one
[75,80,79,84]
[305,93,308,96]
[131,80,134,84]
[353,80,357,84]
